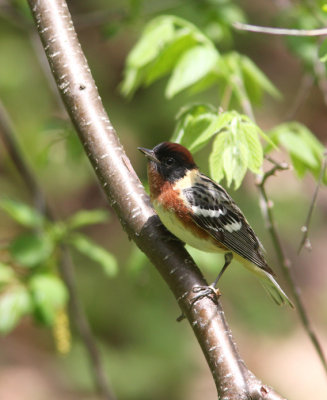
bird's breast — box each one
[152,192,225,253]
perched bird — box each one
[138,142,293,307]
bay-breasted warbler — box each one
[139,142,293,307]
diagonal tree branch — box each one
[25,0,287,398]
[0,100,116,400]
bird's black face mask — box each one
[152,142,197,183]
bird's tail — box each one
[260,270,294,308]
[234,255,294,307]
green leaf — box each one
[267,122,325,179]
[180,113,217,151]
[29,274,68,326]
[295,123,326,159]
[177,111,237,153]
[214,111,237,131]
[208,112,267,188]
[145,30,198,85]
[0,198,44,228]
[9,233,53,268]
[126,17,175,68]
[241,124,263,173]
[319,38,327,63]
[166,45,219,98]
[240,56,280,101]
[175,103,217,123]
[185,71,220,96]
[172,103,217,143]
[70,234,117,277]
[279,131,318,167]
[218,53,280,108]
[0,285,32,334]
[120,67,145,98]
[121,16,212,97]
[67,209,110,230]
[222,122,249,188]
[257,127,278,150]
[209,131,229,183]
[289,154,308,179]
[223,142,248,188]
[0,263,15,287]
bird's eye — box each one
[165,157,175,166]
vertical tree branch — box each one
[0,100,116,400]
[0,100,48,215]
[257,163,327,374]
[314,55,327,109]
[236,58,327,374]
[283,74,314,121]
[24,0,288,398]
[298,150,327,253]
[58,246,116,400]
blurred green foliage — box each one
[266,122,327,182]
[0,198,115,332]
[122,14,326,188]
[172,107,269,188]
[276,1,327,70]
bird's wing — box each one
[183,174,272,273]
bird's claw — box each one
[191,284,221,306]
[176,285,221,323]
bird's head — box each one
[138,142,197,182]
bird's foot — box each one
[176,253,232,322]
[191,284,221,305]
[176,285,221,322]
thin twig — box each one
[257,163,327,375]
[59,246,115,400]
[271,1,327,108]
[283,74,314,121]
[25,1,288,398]
[0,100,49,215]
[220,85,232,112]
[0,100,116,400]
[258,158,289,186]
[232,76,255,121]
[237,64,327,375]
[298,151,327,254]
[1,11,110,395]
[233,21,327,36]
[314,55,327,108]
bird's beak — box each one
[138,147,159,163]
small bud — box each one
[267,200,274,209]
[304,238,312,251]
[255,175,263,185]
[284,258,292,268]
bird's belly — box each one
[153,201,223,253]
